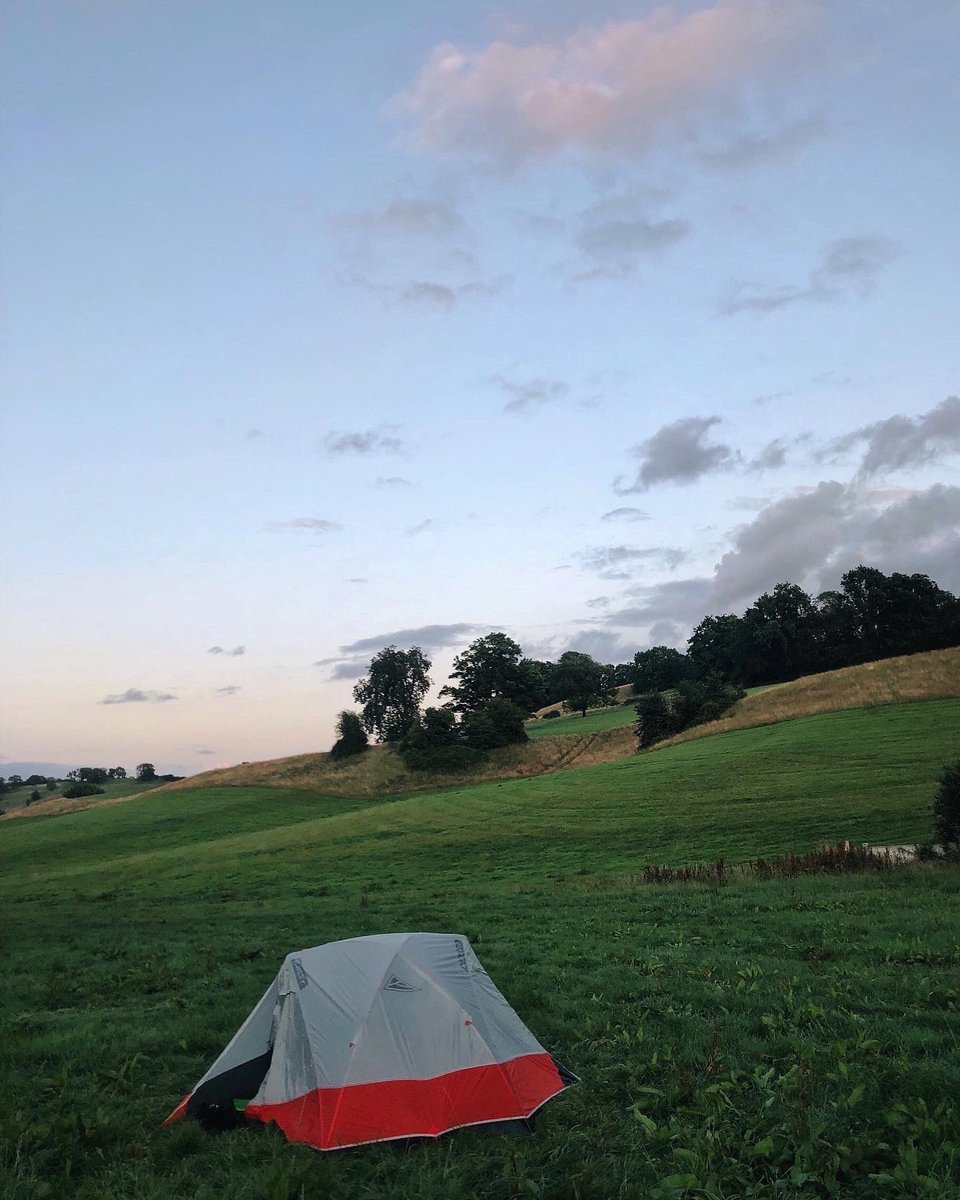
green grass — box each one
[1,778,165,814]
[526,703,634,739]
[2,699,959,1199]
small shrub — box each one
[542,709,561,720]
[329,710,369,762]
[933,760,960,846]
[62,782,105,799]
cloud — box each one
[215,686,241,696]
[100,688,178,705]
[491,374,570,413]
[577,544,688,579]
[198,749,215,755]
[601,506,650,522]
[346,577,368,584]
[699,111,828,169]
[564,628,640,663]
[720,236,899,315]
[208,645,246,657]
[604,481,960,636]
[406,518,438,535]
[268,517,342,533]
[316,622,487,683]
[391,0,821,169]
[335,198,465,238]
[821,395,960,477]
[575,213,690,275]
[323,427,405,456]
[390,277,511,310]
[374,476,413,488]
[746,433,810,472]
[616,415,739,492]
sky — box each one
[2,0,959,776]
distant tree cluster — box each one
[341,564,958,772]
[64,766,127,784]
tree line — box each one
[330,564,959,772]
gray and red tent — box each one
[164,932,574,1150]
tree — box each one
[45,778,57,792]
[460,698,529,750]
[740,583,819,683]
[635,692,677,749]
[353,645,432,743]
[632,646,693,694]
[329,710,369,761]
[108,766,127,781]
[29,789,41,805]
[7,775,23,789]
[933,760,960,847]
[553,651,613,717]
[136,763,157,781]
[441,633,542,714]
[687,614,746,681]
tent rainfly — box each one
[164,932,575,1150]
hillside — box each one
[3,698,960,1198]
[8,645,958,822]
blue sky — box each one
[2,0,958,775]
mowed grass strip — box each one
[3,699,956,899]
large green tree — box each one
[353,645,432,743]
[554,651,614,717]
[441,633,542,714]
[632,645,693,693]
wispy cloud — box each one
[215,686,241,696]
[374,476,413,488]
[334,197,465,238]
[406,518,438,535]
[720,236,899,316]
[100,688,178,705]
[699,111,828,169]
[268,517,343,533]
[208,645,246,656]
[491,374,570,413]
[315,622,486,682]
[577,544,688,579]
[322,426,405,456]
[601,506,650,522]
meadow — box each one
[2,698,959,1198]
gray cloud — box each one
[564,628,640,663]
[491,374,570,413]
[720,236,899,316]
[215,686,241,696]
[346,577,368,584]
[198,749,215,755]
[603,481,960,637]
[374,476,413,488]
[268,517,342,533]
[323,427,405,456]
[394,276,511,310]
[575,215,690,272]
[406,518,438,535]
[316,622,486,683]
[616,416,739,492]
[699,112,828,170]
[208,645,246,657]
[100,688,178,705]
[335,198,465,238]
[822,395,960,477]
[746,433,810,472]
[601,506,650,522]
[578,544,687,579]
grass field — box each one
[526,703,634,740]
[2,777,165,818]
[2,699,960,1198]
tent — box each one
[164,932,575,1150]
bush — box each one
[399,708,482,772]
[933,760,960,846]
[62,782,105,799]
[461,699,529,750]
[542,709,561,720]
[329,710,369,762]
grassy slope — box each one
[2,777,165,818]
[2,699,960,1198]
[526,703,634,740]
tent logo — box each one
[291,959,309,990]
[384,974,420,993]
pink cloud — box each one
[391,0,821,168]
